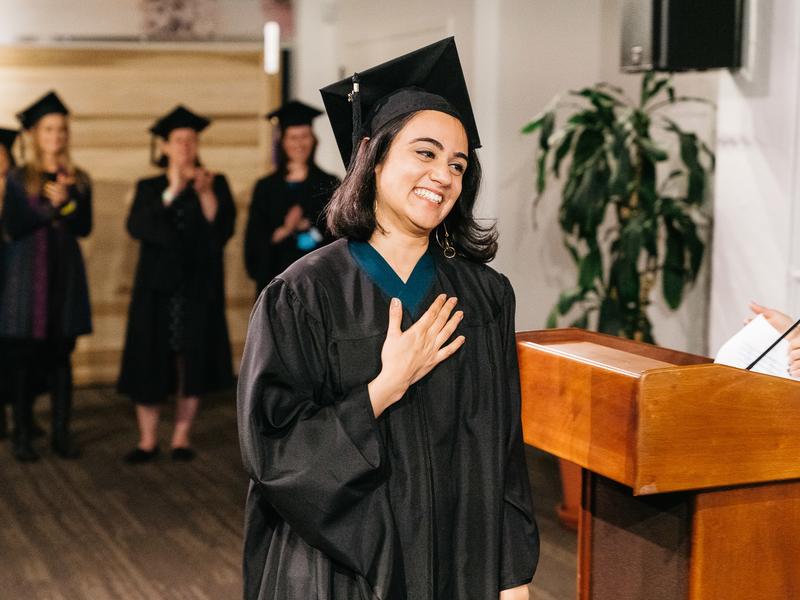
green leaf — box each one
[564,240,580,265]
[663,225,685,309]
[571,128,604,171]
[571,312,590,329]
[598,297,625,337]
[557,289,586,315]
[613,258,640,306]
[575,87,620,106]
[608,131,632,198]
[553,128,576,177]
[640,71,655,107]
[536,152,548,194]
[638,137,669,162]
[540,111,555,151]
[579,248,602,290]
[619,216,644,262]
[546,305,559,328]
[521,113,546,135]
[645,77,671,104]
[567,111,599,128]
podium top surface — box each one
[542,341,676,375]
[517,328,800,495]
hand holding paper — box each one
[715,314,797,380]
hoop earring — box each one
[435,222,456,259]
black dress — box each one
[237,239,539,600]
[243,165,339,293]
[118,174,235,404]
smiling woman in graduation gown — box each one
[238,38,538,600]
[244,101,339,294]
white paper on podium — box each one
[714,314,795,380]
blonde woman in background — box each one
[0,92,92,461]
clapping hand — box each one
[43,172,74,207]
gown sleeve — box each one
[237,279,402,592]
[244,178,283,285]
[1,175,54,240]
[498,275,541,591]
[126,180,174,246]
[243,179,269,282]
[209,174,235,246]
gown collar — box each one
[348,240,436,318]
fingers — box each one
[749,301,767,314]
[415,294,448,329]
[435,310,463,348]
[387,297,403,338]
[431,296,458,334]
[434,335,466,364]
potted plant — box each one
[522,72,715,529]
[522,72,715,342]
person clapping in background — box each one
[244,101,339,296]
[0,127,18,442]
[0,92,92,461]
[118,106,235,464]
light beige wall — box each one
[0,0,263,42]
[0,45,271,385]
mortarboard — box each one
[0,128,18,167]
[149,105,211,139]
[266,100,323,128]
[148,105,211,166]
[16,91,70,130]
[319,37,480,167]
[0,128,18,152]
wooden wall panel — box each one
[0,45,274,386]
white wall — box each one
[709,0,800,353]
[294,0,720,355]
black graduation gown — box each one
[0,168,92,341]
[237,239,539,600]
[243,165,339,293]
[117,174,235,404]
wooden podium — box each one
[517,328,800,600]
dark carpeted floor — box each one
[0,388,576,599]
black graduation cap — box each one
[16,91,70,130]
[149,105,211,139]
[266,100,323,128]
[148,105,211,166]
[0,128,18,152]
[319,37,480,167]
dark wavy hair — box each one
[275,126,318,178]
[325,111,497,263]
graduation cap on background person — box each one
[148,104,211,167]
[16,91,70,131]
[319,36,480,168]
[0,128,19,167]
[266,100,324,129]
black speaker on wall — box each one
[621,0,744,72]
